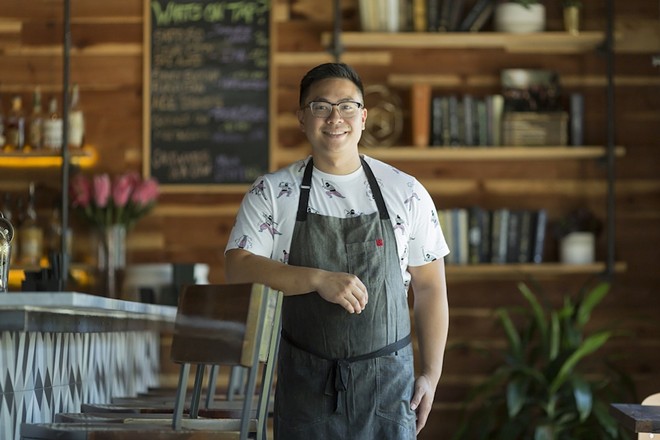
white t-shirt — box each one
[225,155,450,289]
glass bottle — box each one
[0,96,6,150]
[45,202,72,262]
[5,96,26,151]
[19,182,43,267]
[43,97,63,150]
[1,193,16,265]
[68,83,85,148]
[28,87,44,150]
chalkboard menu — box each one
[144,0,270,188]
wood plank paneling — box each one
[1,0,659,438]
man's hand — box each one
[410,374,435,435]
[314,271,368,314]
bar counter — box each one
[0,292,177,440]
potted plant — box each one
[452,281,635,440]
[555,208,602,265]
[494,0,546,33]
[563,0,583,34]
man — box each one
[225,63,449,439]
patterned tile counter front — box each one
[0,293,177,440]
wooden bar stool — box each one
[21,283,283,440]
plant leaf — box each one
[497,308,521,357]
[506,377,527,417]
[550,330,612,393]
[534,425,555,440]
[518,282,548,344]
[576,282,609,326]
[571,375,593,421]
[549,311,560,360]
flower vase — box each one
[98,224,126,299]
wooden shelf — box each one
[359,146,625,161]
[322,32,607,53]
[274,145,625,165]
[0,146,98,169]
[446,261,627,281]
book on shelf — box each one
[476,99,488,146]
[360,0,401,31]
[438,0,452,31]
[448,95,461,146]
[517,209,534,263]
[431,95,446,146]
[447,0,466,31]
[491,208,510,264]
[486,94,504,146]
[427,0,440,31]
[412,0,427,31]
[506,210,522,263]
[570,92,584,147]
[463,94,476,146]
[431,95,444,146]
[531,209,547,264]
[411,83,432,148]
[453,208,469,265]
[468,206,491,264]
[458,0,495,32]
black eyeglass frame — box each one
[302,100,364,118]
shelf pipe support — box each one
[60,0,71,288]
[330,0,343,62]
[604,0,616,280]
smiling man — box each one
[225,63,450,439]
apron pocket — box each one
[346,240,386,289]
[375,348,416,428]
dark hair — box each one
[299,63,365,107]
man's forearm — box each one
[414,285,449,388]
[225,248,321,295]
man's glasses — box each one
[304,101,364,118]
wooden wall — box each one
[1,0,659,437]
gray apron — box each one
[274,157,417,439]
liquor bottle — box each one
[6,96,26,151]
[0,96,6,150]
[1,193,16,265]
[68,83,85,148]
[28,87,44,150]
[18,182,43,266]
[45,202,72,261]
[43,97,63,150]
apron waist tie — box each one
[280,330,411,415]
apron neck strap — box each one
[296,156,390,221]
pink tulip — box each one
[70,174,91,208]
[93,174,111,208]
[112,173,138,208]
[131,178,159,206]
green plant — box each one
[508,0,542,8]
[555,208,603,239]
[453,281,635,440]
[563,0,583,8]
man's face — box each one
[297,78,367,157]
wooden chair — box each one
[21,283,283,440]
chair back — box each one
[169,283,281,439]
[170,283,268,367]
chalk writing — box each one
[147,0,270,185]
